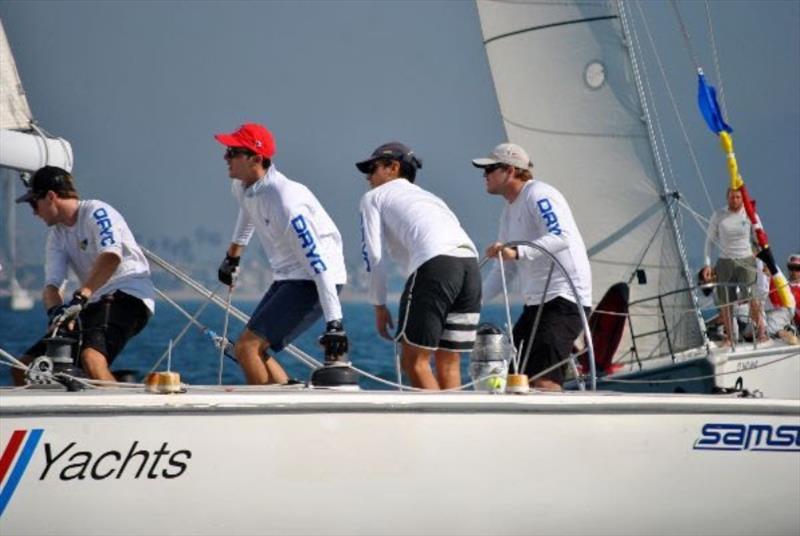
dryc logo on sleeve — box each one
[0,429,43,516]
[291,215,327,274]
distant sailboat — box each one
[0,18,73,311]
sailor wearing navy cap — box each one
[357,142,481,390]
[215,123,348,384]
[12,166,155,384]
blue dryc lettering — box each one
[92,208,116,247]
[360,216,370,272]
[291,215,327,274]
[536,199,562,235]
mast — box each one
[615,0,708,346]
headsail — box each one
[476,0,703,360]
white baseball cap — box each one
[472,142,533,170]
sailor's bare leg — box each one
[750,299,767,341]
[434,350,461,390]
[719,305,734,345]
[81,348,116,382]
[401,343,439,390]
[235,328,286,385]
[264,355,289,384]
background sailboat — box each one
[475,0,799,396]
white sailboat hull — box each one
[2,389,798,535]
[600,343,800,399]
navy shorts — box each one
[23,291,150,366]
[396,255,481,352]
[247,280,340,352]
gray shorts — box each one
[715,257,757,304]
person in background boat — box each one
[474,143,592,392]
[701,188,765,346]
[11,166,155,385]
[697,267,724,341]
[215,123,348,384]
[357,142,481,390]
[759,258,799,345]
[789,254,800,329]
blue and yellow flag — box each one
[697,71,732,135]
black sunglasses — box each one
[483,163,507,175]
[365,159,394,176]
[26,191,48,211]
[225,147,255,159]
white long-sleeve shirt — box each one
[482,180,592,307]
[359,178,477,306]
[230,166,346,322]
[45,199,155,313]
[704,206,754,265]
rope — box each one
[143,247,323,370]
[0,346,29,370]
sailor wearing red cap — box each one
[215,123,348,384]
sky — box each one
[1,0,798,291]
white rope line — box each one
[0,346,29,370]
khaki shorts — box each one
[715,257,757,304]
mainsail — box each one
[0,19,32,131]
[476,0,703,360]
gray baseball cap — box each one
[472,142,533,170]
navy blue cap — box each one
[355,142,423,174]
[15,166,76,203]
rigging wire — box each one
[636,1,715,213]
[669,0,701,72]
[704,0,728,119]
[148,286,220,374]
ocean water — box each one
[0,300,518,390]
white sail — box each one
[0,19,32,131]
[476,0,703,361]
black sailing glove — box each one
[217,254,240,287]
[319,320,349,358]
[48,291,88,328]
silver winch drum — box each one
[469,323,513,392]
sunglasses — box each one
[483,163,507,175]
[789,265,800,271]
[364,159,393,176]
[225,147,255,159]
[26,191,48,211]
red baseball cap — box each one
[214,123,276,158]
